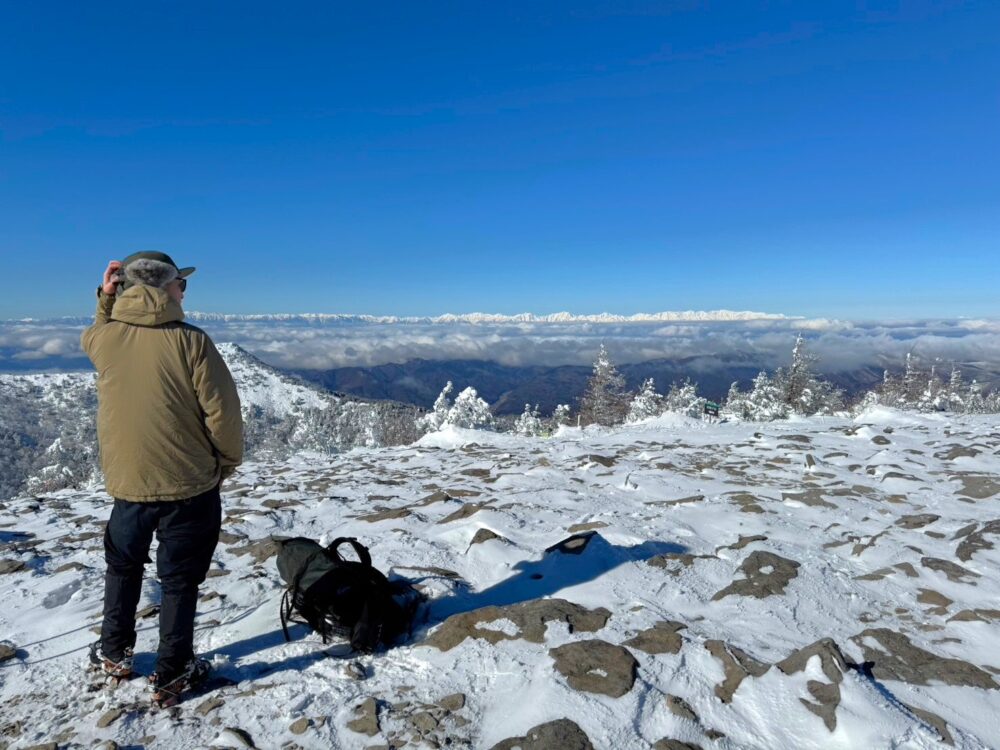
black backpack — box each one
[276,536,416,653]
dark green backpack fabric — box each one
[276,536,414,653]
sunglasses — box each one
[177,278,187,292]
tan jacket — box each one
[81,285,244,501]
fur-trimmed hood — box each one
[124,258,178,289]
[110,285,185,326]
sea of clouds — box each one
[2,313,999,377]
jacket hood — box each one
[110,285,185,326]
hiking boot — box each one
[88,641,135,680]
[149,657,211,708]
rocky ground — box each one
[1,407,998,749]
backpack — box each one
[276,536,416,653]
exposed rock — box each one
[665,694,699,722]
[345,661,367,680]
[346,697,380,737]
[357,507,412,523]
[549,639,638,698]
[955,474,1000,500]
[776,639,848,731]
[895,514,940,530]
[956,520,1000,562]
[653,741,703,750]
[717,534,767,552]
[782,488,835,509]
[645,495,704,508]
[947,609,1000,623]
[229,537,279,564]
[289,718,311,735]
[96,707,125,728]
[871,435,892,445]
[704,640,768,703]
[217,530,247,545]
[0,559,26,575]
[195,697,225,716]
[902,703,954,745]
[647,552,715,574]
[0,643,17,662]
[53,562,89,573]
[623,620,685,654]
[261,498,302,510]
[851,628,997,688]
[488,719,594,750]
[567,521,610,533]
[584,454,616,467]
[916,589,952,608]
[214,727,256,748]
[776,638,847,683]
[712,551,801,600]
[438,693,466,712]
[438,502,488,524]
[726,492,765,513]
[544,531,597,555]
[470,528,504,545]
[424,599,611,651]
[920,557,980,584]
[410,711,439,733]
[136,605,160,619]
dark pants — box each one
[100,485,221,678]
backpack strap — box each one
[326,537,372,568]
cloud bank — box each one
[2,313,999,379]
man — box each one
[81,251,243,707]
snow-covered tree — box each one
[746,371,789,421]
[447,386,494,429]
[417,381,454,432]
[946,366,965,411]
[514,403,544,436]
[579,344,629,426]
[626,378,663,423]
[721,381,750,420]
[965,380,988,414]
[781,335,843,415]
[917,365,946,412]
[551,403,572,427]
[901,352,923,405]
[663,378,705,418]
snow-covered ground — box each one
[1,408,998,749]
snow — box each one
[1,412,999,748]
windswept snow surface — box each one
[1,410,999,748]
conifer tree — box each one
[663,378,705,418]
[551,404,572,427]
[722,381,750,420]
[448,387,494,429]
[514,403,544,436]
[626,378,663,423]
[947,366,965,411]
[579,344,629,426]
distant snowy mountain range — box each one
[0,343,422,501]
[182,310,795,324]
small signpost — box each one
[704,400,720,418]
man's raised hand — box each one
[102,260,123,296]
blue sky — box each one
[1,1,997,319]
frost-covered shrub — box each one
[448,387,494,429]
[417,381,454,432]
[551,403,572,427]
[514,403,544,436]
[418,382,494,431]
[663,379,705,419]
[626,378,662,423]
